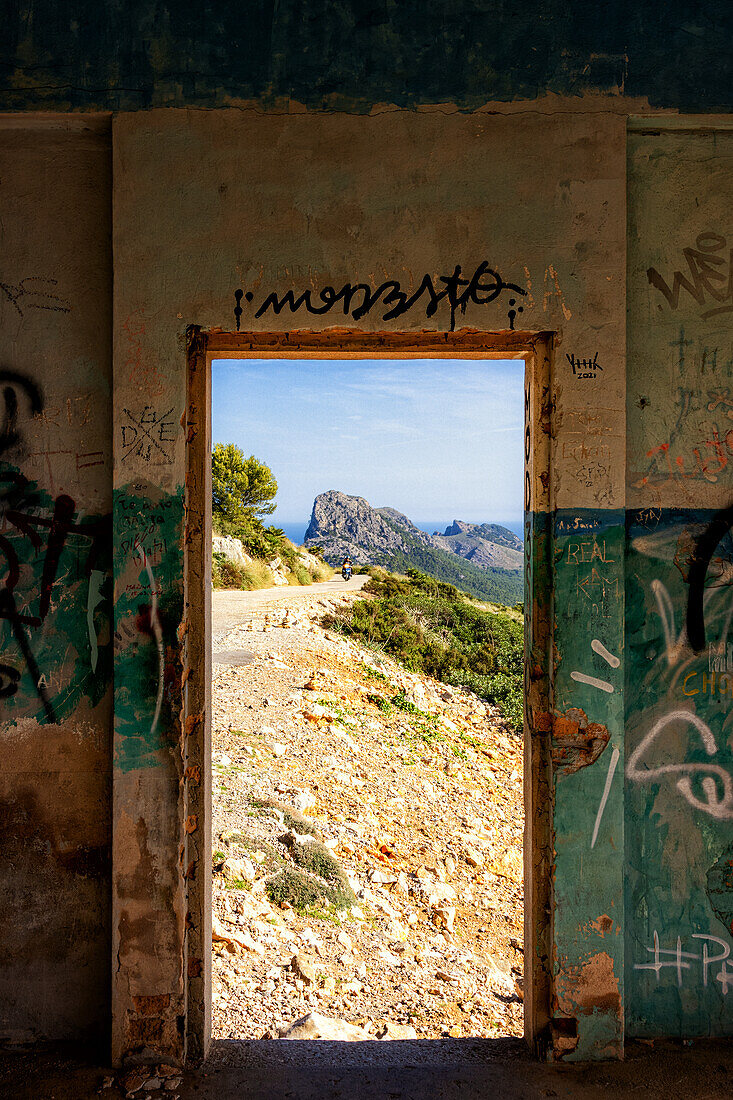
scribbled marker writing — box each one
[233,261,527,333]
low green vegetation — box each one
[266,867,356,913]
[211,442,331,589]
[331,568,524,731]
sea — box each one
[279,519,524,546]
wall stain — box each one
[707,845,733,938]
[551,707,610,775]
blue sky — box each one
[212,358,524,534]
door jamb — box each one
[183,326,555,1061]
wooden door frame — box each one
[183,326,555,1061]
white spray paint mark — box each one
[692,934,731,988]
[86,569,105,673]
[591,639,620,668]
[590,746,620,849]
[651,578,687,667]
[626,709,733,820]
[145,562,164,740]
[570,671,614,693]
[572,637,618,693]
[635,931,732,994]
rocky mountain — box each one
[304,491,523,605]
[431,520,523,572]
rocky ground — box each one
[211,583,525,1045]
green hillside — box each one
[378,517,523,606]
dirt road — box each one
[213,576,368,644]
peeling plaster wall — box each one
[1,102,732,1066]
[111,105,627,1062]
[0,115,113,1043]
[626,125,733,1036]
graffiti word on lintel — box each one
[233,261,527,333]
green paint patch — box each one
[113,483,184,772]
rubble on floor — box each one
[211,589,524,1042]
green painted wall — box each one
[1,1,731,112]
[626,127,733,1037]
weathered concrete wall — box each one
[0,98,731,1068]
[0,1,729,112]
[0,115,113,1042]
[111,105,627,1062]
[626,122,733,1036]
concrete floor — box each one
[2,1037,732,1099]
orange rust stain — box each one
[185,765,201,784]
[184,814,198,834]
[590,914,614,937]
[132,993,171,1016]
[551,708,610,775]
[127,1017,165,1045]
[557,951,621,1018]
[185,712,203,736]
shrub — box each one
[212,552,247,589]
[265,867,355,912]
[281,835,351,889]
[307,557,333,582]
[288,564,313,586]
[331,569,524,732]
[212,552,273,591]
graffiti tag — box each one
[647,233,733,320]
[627,709,733,820]
[635,930,732,994]
[0,276,71,318]
[233,261,527,333]
[567,351,602,378]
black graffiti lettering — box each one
[0,460,109,723]
[241,260,526,333]
[566,351,602,378]
[120,406,175,464]
[0,588,57,722]
[648,233,733,321]
[686,502,733,652]
[0,370,44,456]
[253,288,314,318]
[0,662,20,699]
[0,276,71,318]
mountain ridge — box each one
[304,491,523,605]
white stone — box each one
[222,856,256,883]
[279,1012,372,1041]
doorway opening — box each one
[184,330,553,1060]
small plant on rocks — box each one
[266,867,355,912]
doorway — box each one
[184,329,553,1060]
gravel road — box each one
[213,576,368,645]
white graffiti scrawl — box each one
[635,931,733,994]
[571,636,620,694]
[627,709,733,820]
